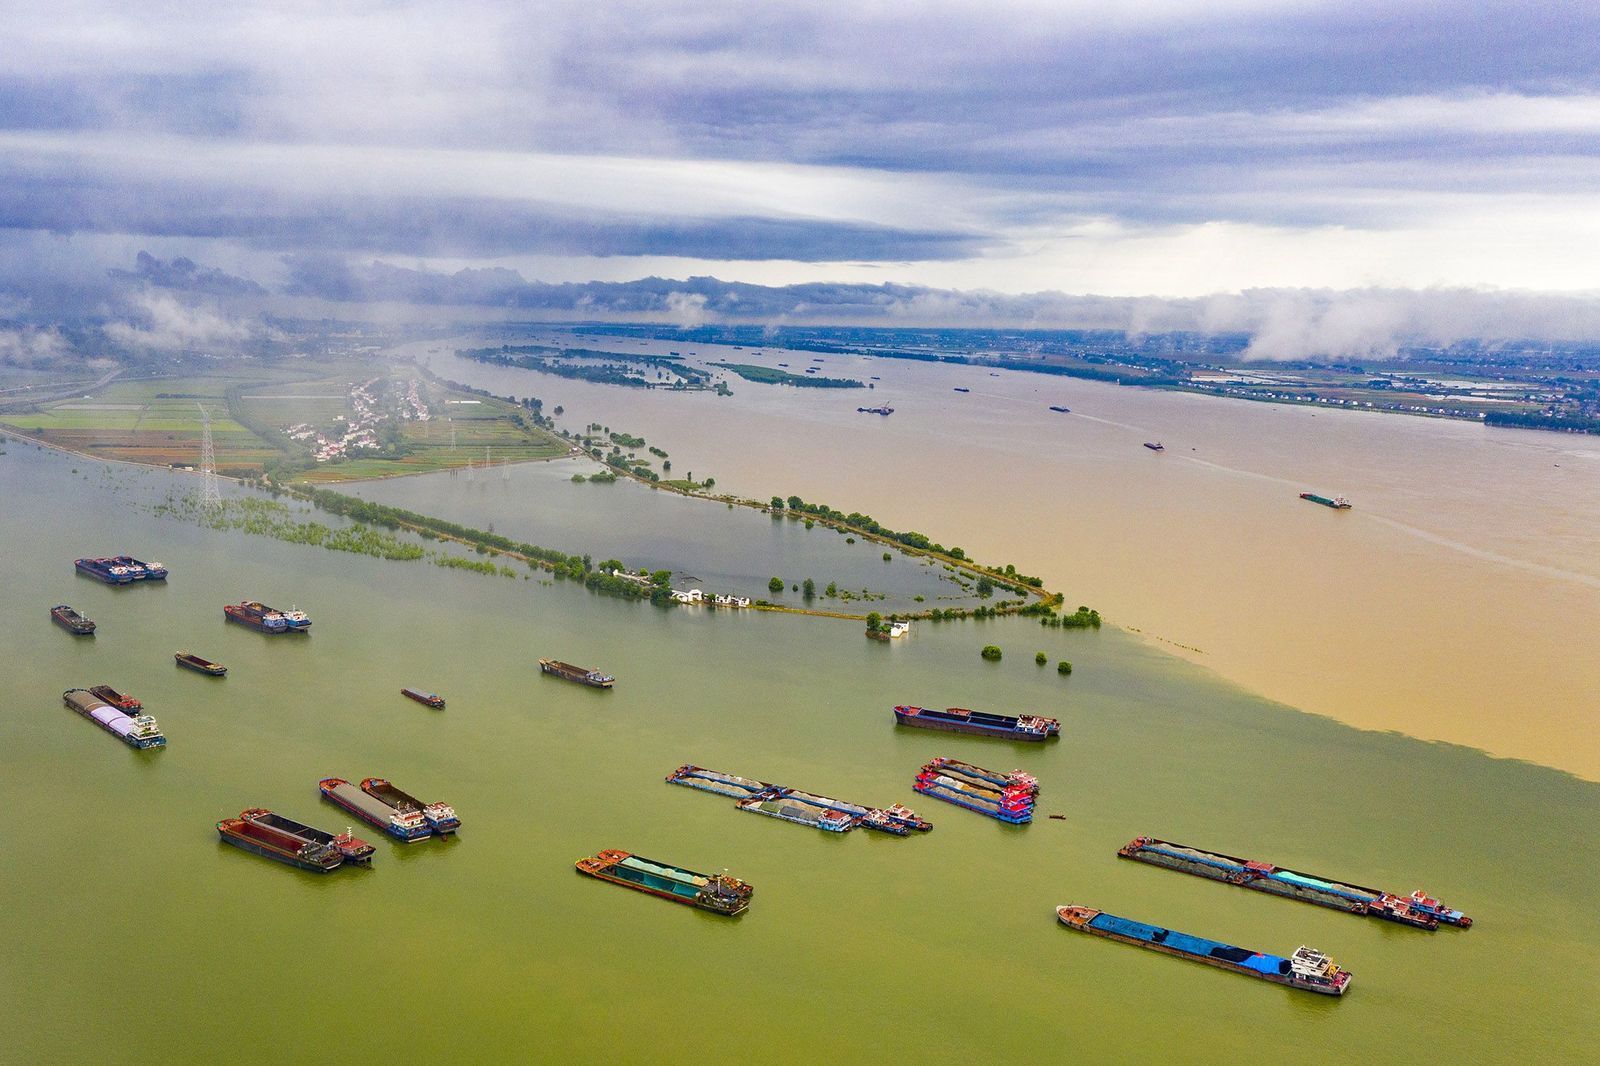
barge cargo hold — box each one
[175,652,227,676]
[401,687,446,709]
[89,685,141,711]
[361,778,460,834]
[52,604,95,635]
[223,601,291,634]
[62,688,166,749]
[893,704,1059,741]
[1299,492,1353,509]
[75,556,167,583]
[240,808,374,864]
[735,790,860,832]
[217,814,343,872]
[1118,837,1470,929]
[666,765,773,799]
[318,778,431,841]
[538,658,614,688]
[1056,905,1351,995]
[576,849,752,915]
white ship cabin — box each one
[1289,947,1339,980]
[670,588,704,604]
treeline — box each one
[457,346,710,388]
[1485,410,1600,434]
[710,362,865,388]
[773,495,1043,590]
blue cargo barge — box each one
[76,556,167,584]
[1056,905,1351,995]
[913,758,1036,823]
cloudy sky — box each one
[2,0,1598,342]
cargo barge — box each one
[1118,836,1471,929]
[1056,905,1351,995]
[576,849,752,915]
[539,658,614,688]
[318,777,432,841]
[1299,492,1352,509]
[893,704,1059,741]
[223,601,292,634]
[1049,405,1070,413]
[175,652,227,676]
[667,764,931,835]
[1144,441,1164,452]
[856,406,894,415]
[239,808,375,864]
[913,757,1037,823]
[217,813,343,872]
[89,685,141,711]
[63,688,166,749]
[361,778,459,834]
[75,556,167,584]
[401,687,445,709]
[52,604,96,635]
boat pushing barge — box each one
[1056,905,1351,995]
[1118,837,1472,929]
[1299,492,1353,509]
[401,687,446,709]
[239,808,374,864]
[63,688,165,749]
[175,652,227,676]
[539,658,614,688]
[576,849,752,915]
[217,812,344,872]
[224,601,310,634]
[893,705,1059,741]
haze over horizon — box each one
[3,1,1599,357]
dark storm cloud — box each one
[107,251,265,297]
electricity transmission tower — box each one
[197,403,221,508]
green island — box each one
[710,362,864,388]
[457,344,712,389]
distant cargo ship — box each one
[1118,837,1470,929]
[577,849,753,915]
[1299,492,1352,509]
[1056,905,1351,995]
[217,813,344,872]
[63,688,166,749]
[175,652,227,676]
[1049,405,1070,413]
[856,406,894,415]
[75,556,167,584]
[239,808,375,865]
[361,777,460,834]
[914,757,1037,822]
[1143,441,1164,451]
[953,387,970,393]
[51,604,96,635]
[401,687,446,709]
[894,704,1059,741]
[318,777,432,841]
[539,658,615,688]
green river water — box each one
[1,443,1595,1064]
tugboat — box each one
[277,606,313,631]
[575,849,752,915]
[175,651,227,676]
[539,659,615,688]
[51,604,96,635]
[401,687,446,709]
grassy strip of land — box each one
[710,362,864,388]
